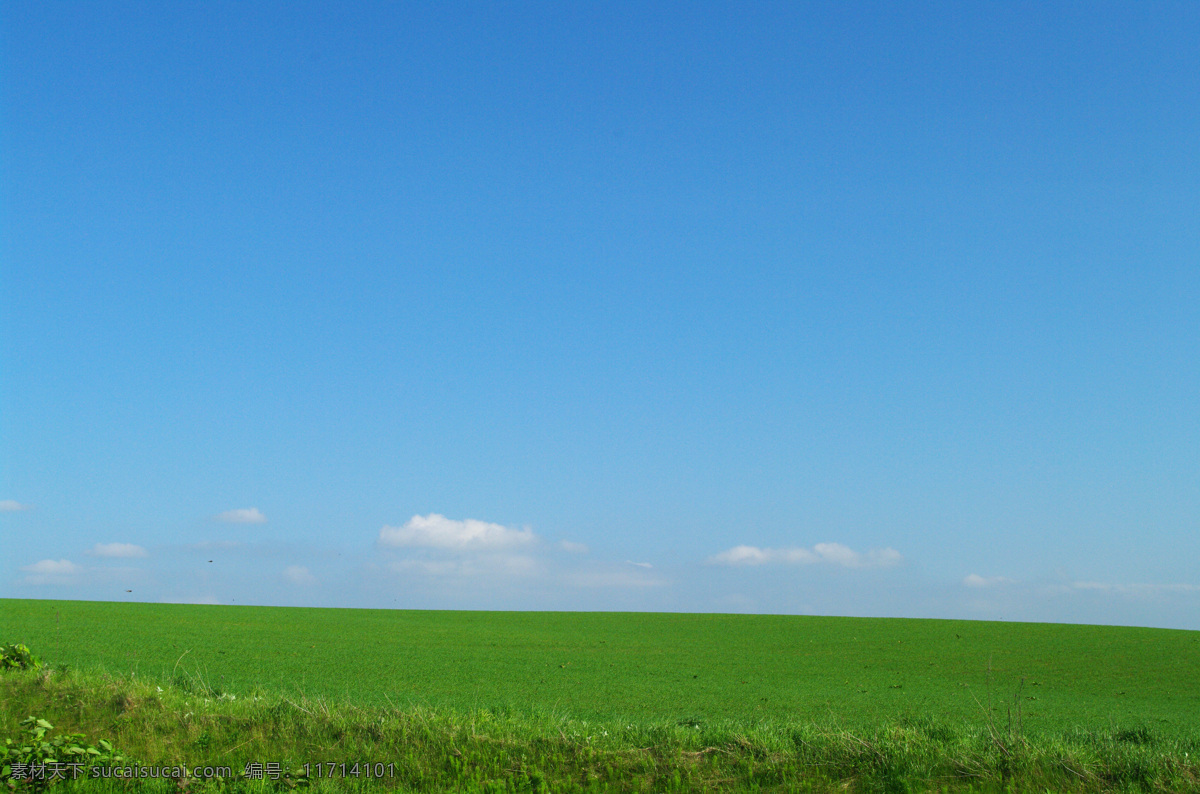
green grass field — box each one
[3,599,1199,791]
[4,599,1197,731]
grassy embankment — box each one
[2,599,1198,791]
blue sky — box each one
[2,2,1197,628]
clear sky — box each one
[2,2,1197,628]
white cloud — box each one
[963,574,1013,588]
[89,543,149,559]
[813,543,861,566]
[558,540,589,554]
[709,542,902,569]
[378,514,535,551]
[284,565,317,586]
[0,500,32,512]
[216,507,267,524]
[626,560,653,569]
[710,545,774,565]
[20,559,81,585]
[22,559,79,575]
[708,545,824,565]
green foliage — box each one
[0,644,41,672]
[0,716,125,791]
[0,668,1199,792]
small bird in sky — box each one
[125,590,132,593]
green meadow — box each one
[3,599,1199,791]
[4,599,1197,730]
